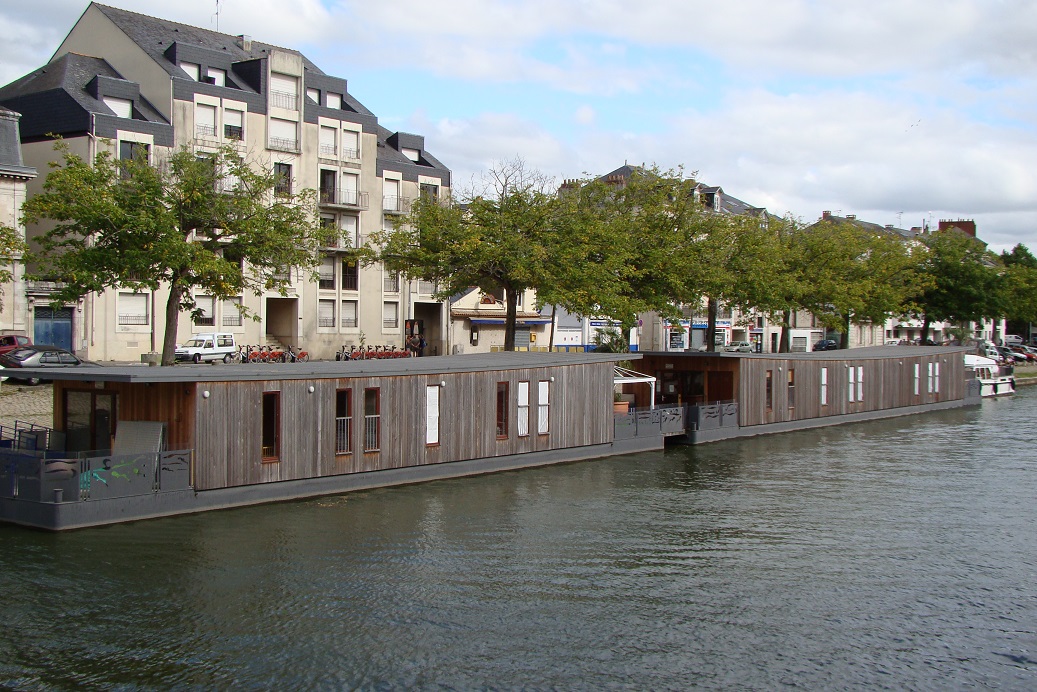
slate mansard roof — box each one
[0,107,37,179]
[0,52,171,143]
[0,2,451,187]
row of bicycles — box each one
[238,344,309,363]
[335,344,414,360]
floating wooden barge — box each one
[628,346,979,444]
[0,352,671,530]
[0,346,982,530]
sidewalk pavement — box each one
[0,382,54,430]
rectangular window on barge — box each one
[496,382,509,439]
[262,391,280,461]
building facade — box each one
[0,107,35,338]
[0,2,451,361]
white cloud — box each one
[573,105,595,126]
[4,0,1037,253]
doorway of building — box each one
[34,306,73,351]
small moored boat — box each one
[964,354,1015,397]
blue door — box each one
[33,307,73,351]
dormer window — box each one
[103,96,133,119]
[180,62,200,81]
[327,92,342,110]
[205,68,226,87]
[306,87,320,104]
[402,147,420,162]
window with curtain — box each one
[517,381,529,437]
[118,292,148,325]
[342,129,360,159]
[318,299,335,327]
[426,385,440,445]
[195,103,217,137]
[341,300,358,328]
[382,302,398,329]
[194,295,215,326]
[537,380,550,434]
[224,108,243,140]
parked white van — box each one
[174,333,238,363]
[1001,334,1023,346]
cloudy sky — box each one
[4,0,1037,252]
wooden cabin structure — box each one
[631,346,975,443]
[1,352,667,530]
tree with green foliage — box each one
[0,223,27,310]
[999,244,1037,337]
[22,141,330,365]
[913,228,1002,344]
[691,211,784,351]
[374,158,556,351]
[543,166,705,331]
[785,221,923,349]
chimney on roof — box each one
[822,210,832,220]
[238,35,252,52]
[938,218,976,237]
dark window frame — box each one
[496,381,509,439]
[262,391,280,461]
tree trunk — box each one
[503,289,518,351]
[160,282,184,366]
[840,313,851,350]
[706,297,718,352]
[548,304,557,351]
[920,314,932,345]
[779,309,791,353]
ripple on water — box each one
[2,390,1037,688]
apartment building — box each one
[0,2,451,360]
[0,108,35,337]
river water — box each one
[2,389,1036,690]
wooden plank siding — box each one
[738,353,964,427]
[186,361,615,491]
[52,381,197,450]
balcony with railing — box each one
[118,313,149,326]
[224,124,243,141]
[319,189,370,210]
[270,91,298,110]
[319,143,337,157]
[417,280,438,296]
[195,124,216,139]
[342,147,360,161]
[382,195,412,214]
[269,136,299,153]
[383,274,400,293]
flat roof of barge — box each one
[640,345,969,360]
[18,351,639,384]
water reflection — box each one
[2,391,1036,688]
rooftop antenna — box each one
[213,0,220,31]
[896,211,903,227]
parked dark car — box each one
[813,339,839,351]
[0,334,32,356]
[0,345,94,385]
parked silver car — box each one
[724,341,754,353]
